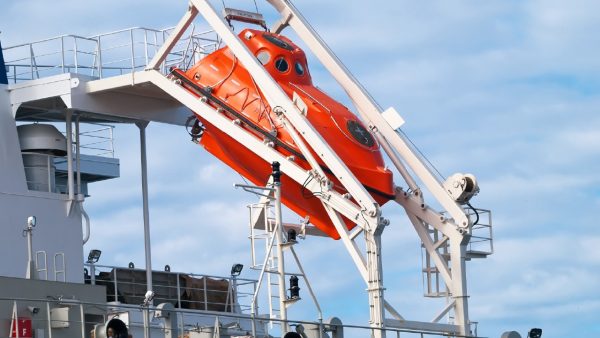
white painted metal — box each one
[25,220,36,279]
[147,6,200,71]
[0,0,493,335]
[264,0,470,230]
[273,178,289,332]
[190,0,379,217]
[137,121,154,302]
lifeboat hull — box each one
[175,29,395,239]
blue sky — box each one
[2,1,600,337]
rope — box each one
[253,0,260,13]
[398,129,446,181]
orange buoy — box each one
[173,29,394,239]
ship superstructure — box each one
[0,1,499,338]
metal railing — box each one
[466,208,493,256]
[69,122,115,158]
[3,25,221,83]
[84,263,257,315]
[1,296,482,338]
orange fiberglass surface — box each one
[171,29,394,239]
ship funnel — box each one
[17,124,67,192]
[17,124,67,156]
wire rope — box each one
[398,129,446,181]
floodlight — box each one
[288,275,300,299]
[528,328,542,338]
[87,249,101,263]
[143,290,155,306]
[27,216,36,227]
[231,263,244,276]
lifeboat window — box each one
[263,34,294,51]
[294,61,305,76]
[257,51,271,65]
[346,120,375,147]
[275,58,289,73]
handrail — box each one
[3,26,220,83]
[0,296,479,338]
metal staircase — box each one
[421,208,493,298]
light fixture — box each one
[288,275,300,299]
[142,290,155,306]
[528,328,542,338]
[230,263,244,277]
[87,249,101,263]
[287,229,297,243]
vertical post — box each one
[75,115,81,196]
[271,162,289,333]
[90,262,96,285]
[137,121,153,300]
[450,237,470,336]
[60,37,65,73]
[176,273,181,309]
[74,38,79,73]
[47,155,52,192]
[97,37,103,78]
[46,302,52,338]
[365,229,386,338]
[79,303,85,338]
[66,111,74,201]
[25,218,36,279]
[130,29,136,72]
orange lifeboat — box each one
[172,29,394,239]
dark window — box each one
[346,120,375,147]
[263,34,294,51]
[275,58,289,73]
[294,61,305,76]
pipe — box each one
[137,122,153,300]
[81,204,91,244]
[75,115,82,196]
[66,111,74,201]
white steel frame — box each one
[137,0,480,336]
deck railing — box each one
[2,26,220,83]
[1,296,480,338]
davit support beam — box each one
[138,0,481,336]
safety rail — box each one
[465,208,493,257]
[1,296,482,338]
[84,263,257,315]
[68,122,115,158]
[2,26,220,83]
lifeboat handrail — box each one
[288,82,331,114]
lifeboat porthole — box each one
[346,120,375,147]
[275,57,289,73]
[257,51,271,65]
[294,61,305,76]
